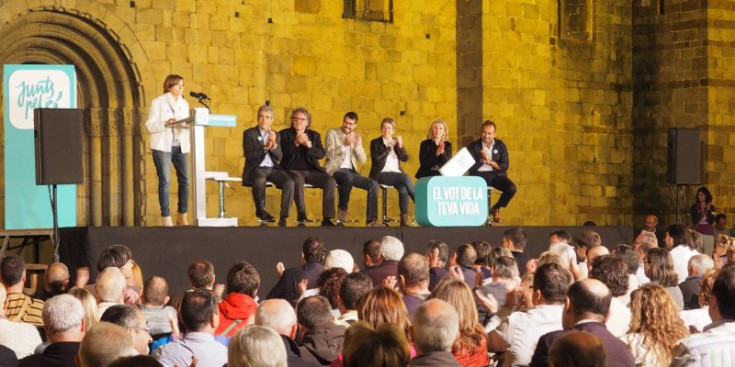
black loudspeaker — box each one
[667,128,701,184]
[34,108,84,185]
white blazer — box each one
[145,93,190,153]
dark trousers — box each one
[288,169,336,219]
[249,167,294,219]
[333,168,379,222]
[474,172,517,210]
[377,172,415,215]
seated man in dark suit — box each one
[242,105,295,226]
[467,120,516,223]
[267,237,327,305]
[530,279,635,367]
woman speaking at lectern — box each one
[145,74,190,226]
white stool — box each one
[203,171,241,226]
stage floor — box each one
[59,225,633,297]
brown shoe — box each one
[491,209,502,223]
[400,214,411,227]
[338,209,349,223]
[366,220,387,227]
[177,212,189,226]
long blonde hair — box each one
[628,284,688,364]
[430,279,487,354]
[67,286,99,326]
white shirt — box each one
[381,138,401,173]
[258,127,274,168]
[339,143,353,169]
[478,141,495,172]
[670,245,699,285]
[680,306,712,333]
[606,296,632,338]
[0,318,42,359]
[497,304,564,366]
[636,263,651,285]
[621,332,670,367]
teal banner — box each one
[3,65,77,229]
[415,176,488,227]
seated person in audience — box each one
[0,285,42,359]
[679,254,714,310]
[471,241,493,282]
[549,331,606,367]
[645,248,684,310]
[671,264,735,366]
[426,240,450,291]
[430,279,489,366]
[335,272,373,327]
[477,256,519,322]
[325,249,355,274]
[633,231,658,284]
[268,237,326,305]
[530,279,635,367]
[154,289,227,367]
[415,118,452,179]
[241,104,294,226]
[255,299,319,367]
[0,345,17,367]
[369,117,415,227]
[549,230,572,246]
[364,236,405,287]
[585,246,609,274]
[68,287,99,330]
[503,228,531,276]
[409,299,462,367]
[95,267,127,316]
[33,262,70,301]
[186,259,224,302]
[19,294,84,367]
[485,263,572,367]
[138,276,178,352]
[216,261,260,337]
[449,244,479,288]
[343,322,411,367]
[100,305,153,356]
[399,253,431,318]
[571,229,602,280]
[76,322,134,367]
[298,268,348,317]
[96,244,140,305]
[1,255,45,327]
[324,111,383,227]
[362,239,382,272]
[296,296,346,366]
[621,284,688,367]
[664,223,699,285]
[613,244,641,304]
[588,255,631,338]
[279,106,338,226]
[228,325,288,367]
[679,268,717,333]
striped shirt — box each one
[670,320,735,367]
[5,293,44,327]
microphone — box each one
[189,91,209,100]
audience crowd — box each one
[2,219,735,367]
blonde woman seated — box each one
[228,325,288,367]
[415,119,452,179]
[342,321,410,367]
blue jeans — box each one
[153,147,189,217]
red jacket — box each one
[215,293,257,337]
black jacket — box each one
[242,126,284,183]
[467,138,509,176]
[266,262,325,306]
[369,137,409,179]
[279,128,327,172]
[415,139,452,178]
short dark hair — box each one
[549,331,606,367]
[363,239,382,264]
[427,240,449,265]
[573,230,601,249]
[568,281,611,317]
[493,256,518,279]
[344,111,358,123]
[398,253,429,287]
[550,230,572,243]
[180,289,217,331]
[589,255,629,297]
[712,264,735,319]
[97,244,133,272]
[503,228,528,250]
[666,224,693,249]
[142,276,169,305]
[472,241,492,266]
[100,304,139,328]
[187,260,215,289]
[226,261,260,297]
[614,245,639,275]
[0,255,25,286]
[340,272,373,310]
[715,213,727,222]
[534,263,573,303]
[296,296,332,329]
[456,244,477,268]
[162,74,183,93]
[302,237,328,264]
[481,120,496,130]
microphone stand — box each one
[196,97,210,111]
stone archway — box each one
[0,7,151,226]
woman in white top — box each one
[144,74,191,226]
[369,118,414,226]
[621,283,688,367]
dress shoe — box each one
[297,212,309,223]
[278,218,288,227]
[491,208,502,223]
[338,209,350,223]
[162,216,173,227]
[256,210,276,222]
[177,212,188,226]
[400,214,411,227]
[321,219,341,227]
[366,220,387,227]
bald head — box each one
[411,299,459,354]
[255,299,297,336]
[142,276,169,306]
[549,331,606,367]
[398,253,429,289]
[564,279,611,328]
[95,267,127,303]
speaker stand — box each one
[51,184,60,262]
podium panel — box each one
[415,176,488,227]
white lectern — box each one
[189,108,240,227]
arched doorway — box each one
[0,7,151,226]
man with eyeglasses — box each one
[100,304,153,356]
[324,112,383,227]
[279,106,338,226]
